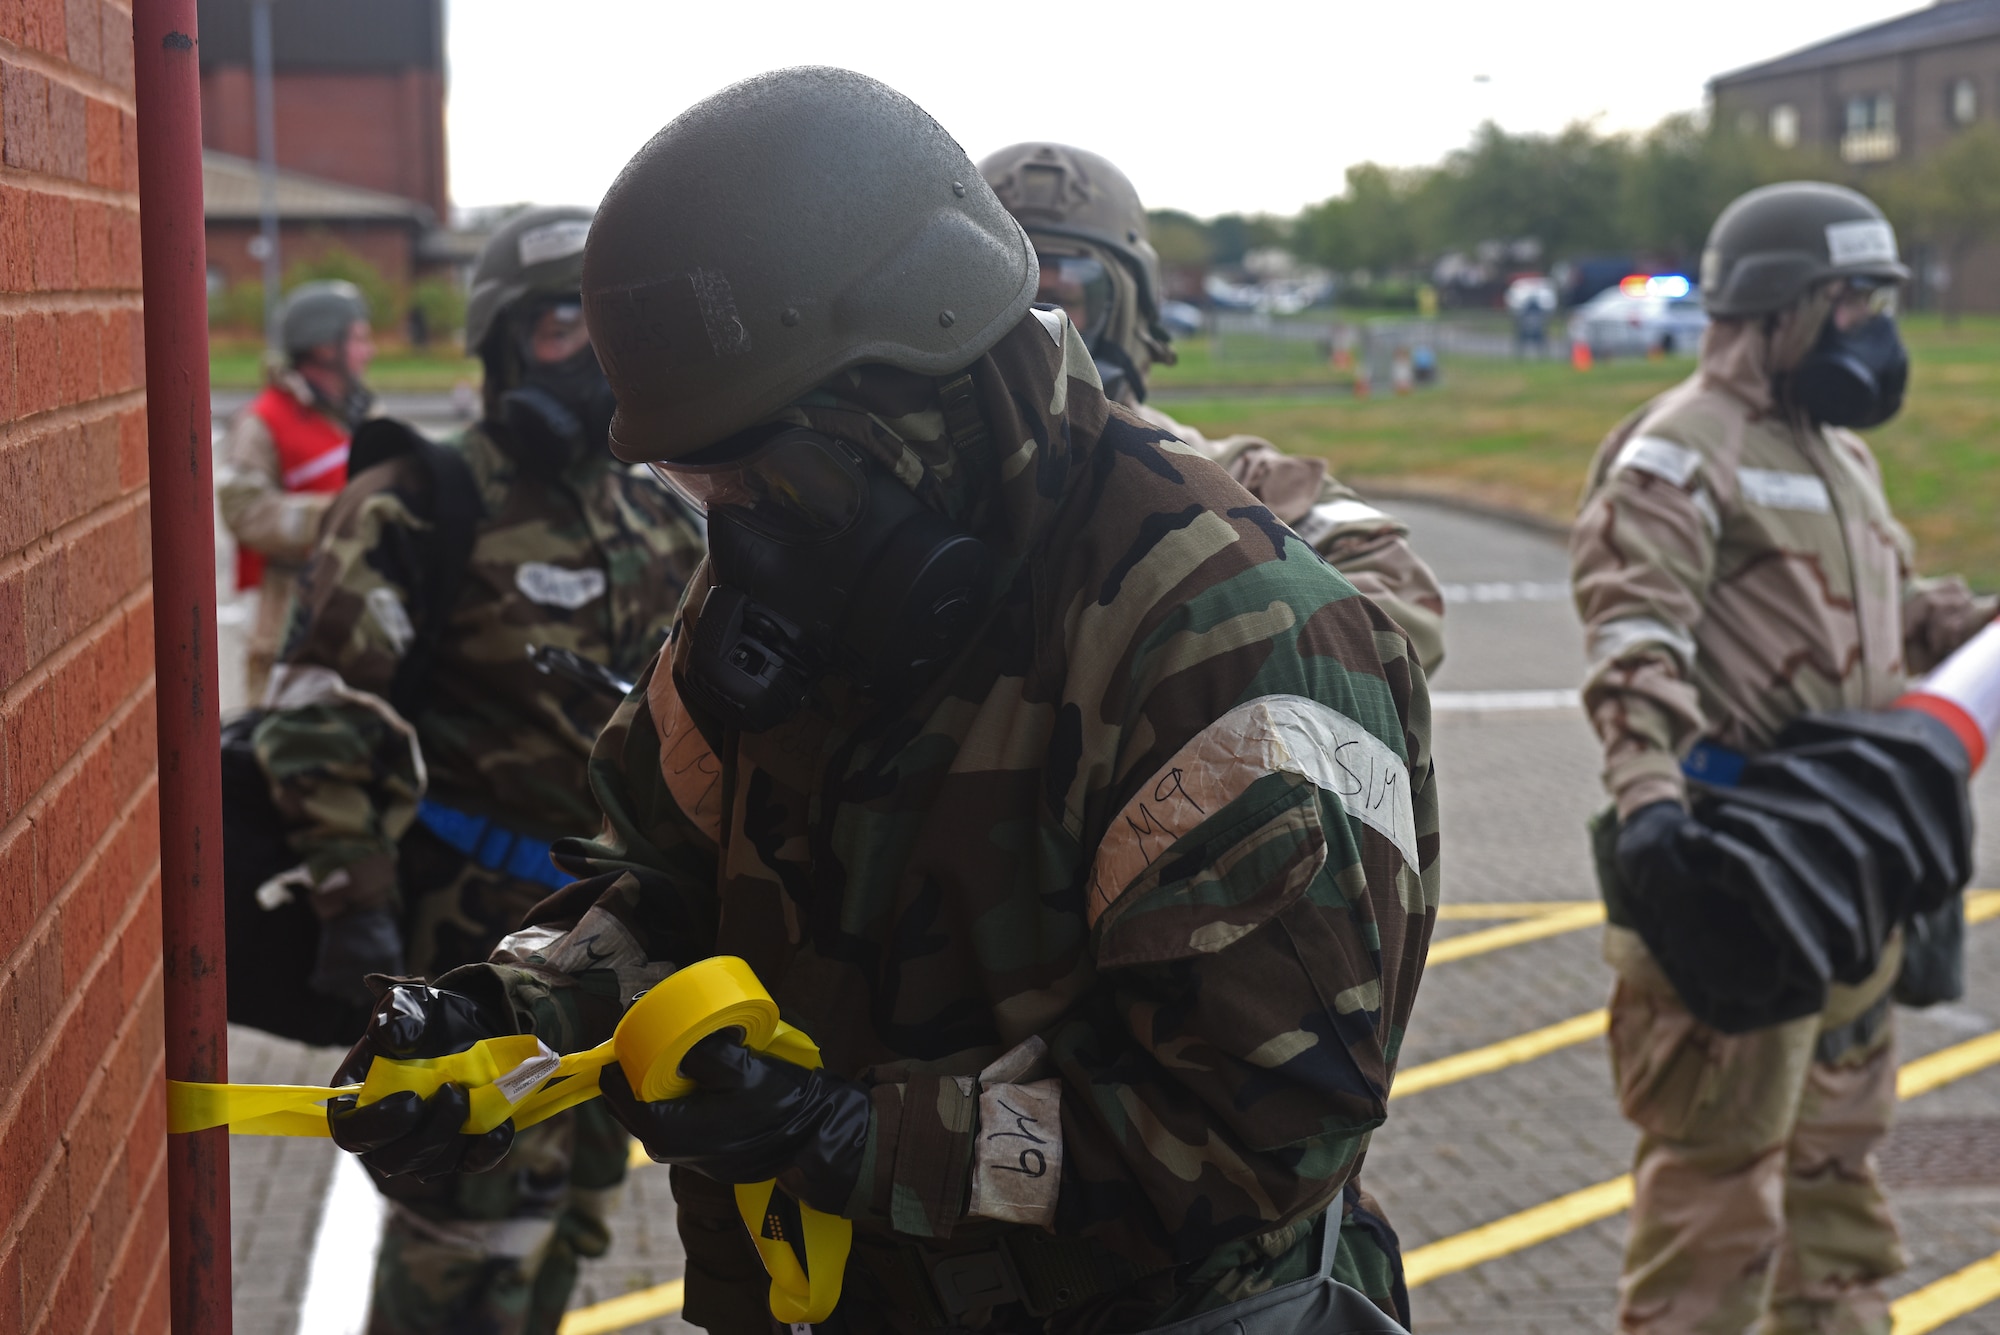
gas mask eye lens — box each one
[649,426,867,542]
[1036,256,1112,342]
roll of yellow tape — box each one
[166,956,850,1322]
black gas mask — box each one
[494,303,619,468]
[655,426,993,733]
[1792,300,1909,430]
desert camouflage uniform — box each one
[217,371,353,697]
[1572,312,1996,1335]
[255,418,706,1335]
[1137,405,1445,675]
[443,310,1440,1332]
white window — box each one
[1841,93,1899,162]
[1951,77,1979,126]
[1769,104,1800,148]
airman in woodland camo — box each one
[980,142,1445,675]
[1572,182,1997,1335]
[258,207,707,1333]
[324,68,1437,1334]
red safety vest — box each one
[235,385,350,590]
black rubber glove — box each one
[1614,799,1712,895]
[308,906,405,1007]
[598,1030,869,1215]
[326,982,515,1181]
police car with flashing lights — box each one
[1566,275,1709,358]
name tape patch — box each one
[516,562,607,610]
[1826,219,1898,268]
[517,219,591,268]
[1738,467,1832,514]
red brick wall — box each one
[202,64,449,219]
[0,2,168,1333]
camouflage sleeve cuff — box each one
[1612,765,1687,820]
[435,960,628,1051]
[849,1039,1066,1239]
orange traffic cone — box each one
[1570,340,1593,371]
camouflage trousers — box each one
[369,846,630,1334]
[1605,925,1906,1335]
[366,1100,630,1335]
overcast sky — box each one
[447,1,1912,219]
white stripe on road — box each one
[1431,689,1580,712]
[1439,581,1572,604]
[296,1150,385,1335]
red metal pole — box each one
[131,3,233,1330]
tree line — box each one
[1152,114,2000,315]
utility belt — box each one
[415,798,570,891]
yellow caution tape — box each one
[166,956,848,1322]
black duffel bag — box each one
[221,709,373,1045]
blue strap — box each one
[416,798,569,891]
[1681,739,1746,787]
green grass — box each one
[208,339,480,392]
[1155,314,2000,587]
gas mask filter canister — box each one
[654,426,992,732]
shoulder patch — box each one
[1292,499,1391,546]
[516,562,607,610]
[1613,434,1702,487]
[1087,693,1417,925]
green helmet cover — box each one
[1701,181,1910,318]
[279,280,369,357]
[464,205,595,356]
[582,66,1038,463]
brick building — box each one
[0,1,171,1332]
[195,0,455,307]
[1711,0,2000,308]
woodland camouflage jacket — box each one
[448,310,1441,1302]
[1572,317,1997,818]
[1136,405,1447,675]
[252,420,707,914]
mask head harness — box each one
[658,374,995,732]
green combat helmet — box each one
[1701,182,1910,317]
[279,280,369,357]
[581,65,1038,463]
[980,142,1165,332]
[464,205,595,356]
[979,143,1175,400]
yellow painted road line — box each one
[1426,902,1606,965]
[1899,1029,2000,1099]
[1404,1176,1636,1288]
[1436,901,1596,921]
[1407,1025,2000,1290]
[1892,1249,2000,1334]
[558,1279,686,1335]
[628,1138,650,1170]
[1967,888,2000,924]
[1392,1009,1609,1100]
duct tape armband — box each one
[165,956,851,1325]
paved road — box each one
[221,475,2000,1333]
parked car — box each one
[1161,299,1205,337]
[1567,277,1708,357]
